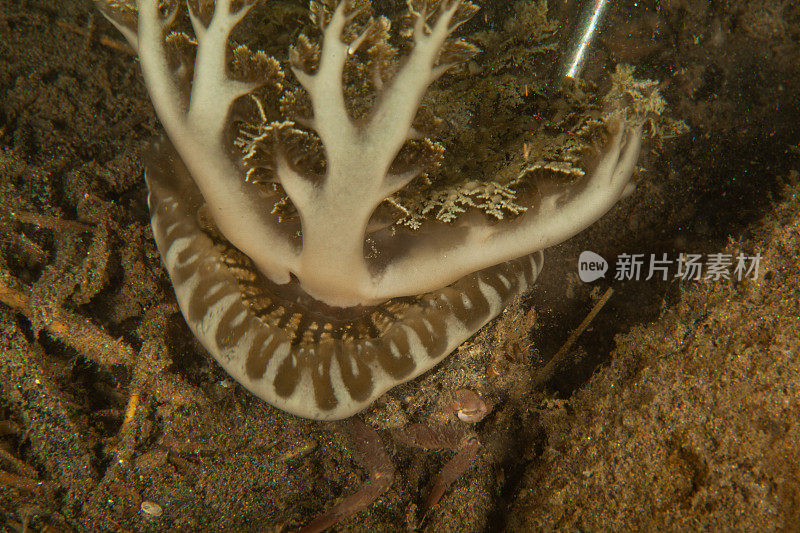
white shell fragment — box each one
[141,501,163,517]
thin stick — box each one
[56,20,136,55]
[0,469,46,493]
[0,448,39,480]
[0,277,134,367]
[533,287,614,388]
[0,279,29,313]
[117,384,142,450]
[9,210,94,233]
[119,389,141,438]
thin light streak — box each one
[563,0,610,80]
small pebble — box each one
[141,501,163,517]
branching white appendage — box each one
[282,0,641,306]
[374,124,643,298]
[285,0,476,306]
[116,0,642,308]
[134,0,300,284]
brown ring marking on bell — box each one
[274,352,301,399]
[171,242,204,285]
[325,340,374,402]
[163,217,194,245]
[187,274,235,325]
[215,299,252,350]
[244,329,274,379]
[375,328,416,379]
[306,346,338,411]
[479,270,516,303]
[248,330,289,380]
[444,284,491,330]
[409,312,448,357]
[520,255,534,283]
[159,215,194,250]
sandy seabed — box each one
[1,0,799,531]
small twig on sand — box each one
[0,469,48,493]
[0,447,40,480]
[9,210,94,234]
[56,19,135,55]
[533,287,614,388]
[0,278,29,312]
[119,389,141,438]
[0,275,133,367]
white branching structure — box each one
[126,0,302,287]
[102,0,641,308]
